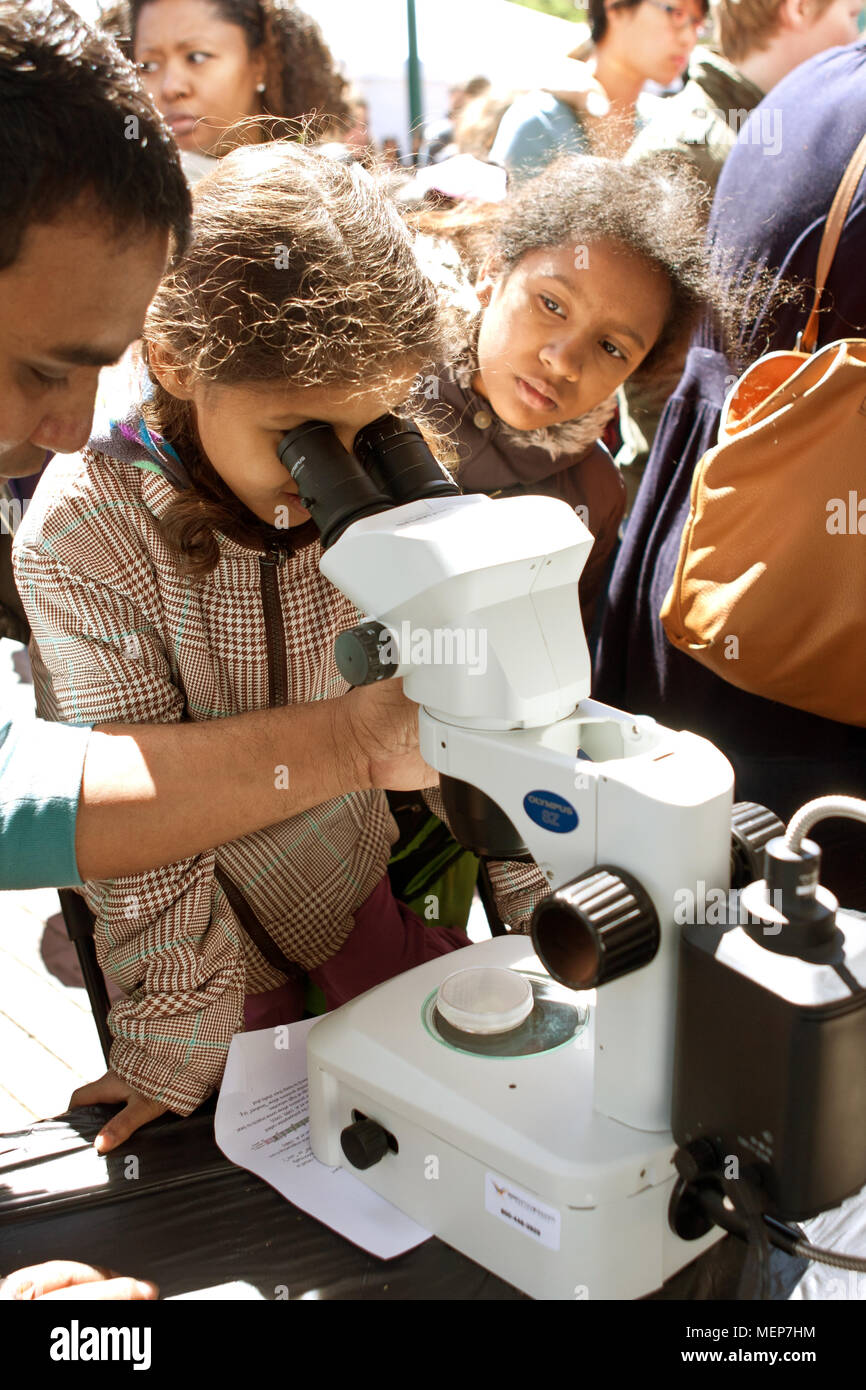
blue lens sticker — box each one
[523,790,579,833]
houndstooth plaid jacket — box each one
[13,426,548,1114]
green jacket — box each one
[625,48,765,193]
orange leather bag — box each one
[660,131,866,727]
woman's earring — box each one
[256,82,266,93]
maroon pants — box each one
[243,874,470,1030]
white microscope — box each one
[276,415,740,1300]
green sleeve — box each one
[0,717,92,889]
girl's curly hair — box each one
[101,0,350,133]
[412,152,780,381]
[493,153,720,380]
[142,140,458,574]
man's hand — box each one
[342,678,437,792]
[70,1070,169,1154]
[0,1261,158,1301]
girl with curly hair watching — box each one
[416,155,738,634]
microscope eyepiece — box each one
[277,420,392,549]
[353,414,460,505]
[277,415,460,550]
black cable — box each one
[698,1183,866,1275]
[722,1172,771,1300]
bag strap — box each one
[799,129,866,353]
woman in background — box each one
[102,0,349,162]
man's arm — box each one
[75,678,433,881]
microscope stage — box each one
[305,935,723,1302]
[309,936,677,1204]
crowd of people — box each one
[1,0,866,1292]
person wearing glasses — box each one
[627,0,864,192]
[488,0,709,181]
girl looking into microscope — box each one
[14,143,524,1152]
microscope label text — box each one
[523,791,578,833]
[485,1172,561,1251]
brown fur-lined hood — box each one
[434,351,618,491]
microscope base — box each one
[307,936,722,1300]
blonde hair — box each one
[716,0,837,62]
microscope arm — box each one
[421,780,550,933]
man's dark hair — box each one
[0,0,191,271]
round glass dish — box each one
[435,966,534,1035]
[422,973,589,1058]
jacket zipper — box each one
[214,865,303,982]
[259,547,289,708]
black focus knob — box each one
[531,866,659,991]
[334,623,398,686]
[730,801,785,888]
[340,1118,391,1170]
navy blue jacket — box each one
[594,40,866,902]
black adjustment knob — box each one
[730,801,785,888]
[334,623,398,686]
[340,1118,391,1170]
[669,1140,721,1242]
[530,866,659,991]
[674,1139,719,1186]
